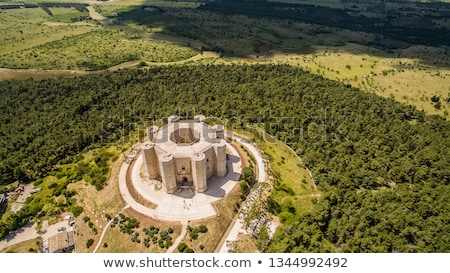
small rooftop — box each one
[48,231,75,253]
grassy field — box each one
[256,131,321,214]
[269,0,344,9]
[48,8,89,23]
[96,208,182,253]
[0,8,93,55]
[270,43,450,117]
[0,238,42,253]
[93,0,200,17]
[0,25,198,70]
[1,2,448,119]
[0,4,198,70]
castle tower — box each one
[147,126,159,142]
[168,115,180,124]
[214,141,227,177]
[194,115,205,123]
[192,153,207,193]
[142,143,160,179]
[159,154,177,193]
[213,124,224,139]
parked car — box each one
[57,227,66,232]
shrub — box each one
[86,239,94,248]
[241,167,255,184]
[33,179,43,186]
[198,225,208,233]
[72,205,84,217]
[160,231,168,238]
[126,218,139,229]
[189,231,198,240]
[164,240,172,248]
[177,242,187,252]
[431,95,440,103]
[183,247,194,253]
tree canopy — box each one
[0,64,448,251]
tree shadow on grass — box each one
[113,0,450,68]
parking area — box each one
[0,216,74,252]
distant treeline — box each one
[199,0,450,48]
[0,2,88,14]
[0,4,38,9]
[37,2,89,16]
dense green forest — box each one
[0,64,449,252]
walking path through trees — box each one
[218,133,267,252]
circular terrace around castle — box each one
[118,115,243,221]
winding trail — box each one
[0,52,220,81]
[107,51,220,71]
[218,133,267,253]
[86,6,113,25]
[92,204,130,253]
[167,221,188,253]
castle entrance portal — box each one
[180,177,192,189]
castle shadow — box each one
[202,154,241,199]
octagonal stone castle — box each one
[141,115,227,194]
